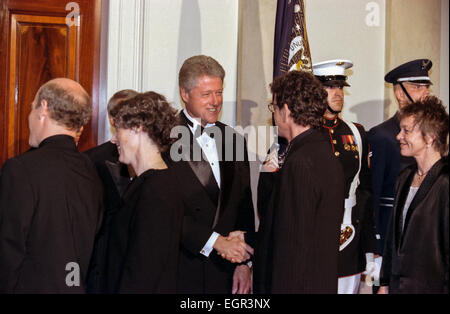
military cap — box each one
[384,59,433,85]
[313,59,353,87]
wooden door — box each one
[0,0,103,165]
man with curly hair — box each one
[254,70,345,293]
[0,78,103,293]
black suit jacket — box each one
[380,158,448,293]
[0,135,103,293]
[83,141,132,293]
[368,113,415,254]
[164,112,255,293]
[255,129,345,294]
[84,141,131,205]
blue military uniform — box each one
[368,58,432,255]
[368,115,415,254]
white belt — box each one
[339,120,362,252]
[343,195,356,225]
[345,196,356,209]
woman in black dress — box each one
[379,96,449,294]
[105,91,183,293]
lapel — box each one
[105,160,131,197]
[179,112,220,208]
[401,158,447,240]
[214,122,236,225]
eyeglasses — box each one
[268,102,275,113]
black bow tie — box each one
[195,125,217,139]
[181,111,219,139]
[183,114,216,139]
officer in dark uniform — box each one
[368,59,432,257]
[313,59,377,294]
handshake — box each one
[213,230,254,264]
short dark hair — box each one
[37,82,92,131]
[111,91,180,152]
[398,96,449,155]
[107,89,139,115]
[179,55,225,92]
[270,70,327,129]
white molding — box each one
[441,0,449,109]
[100,0,240,142]
[141,0,153,92]
[102,0,146,142]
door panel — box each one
[0,0,102,165]
[9,13,79,155]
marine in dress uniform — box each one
[368,59,432,256]
[313,60,377,294]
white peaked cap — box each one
[312,59,353,76]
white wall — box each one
[441,0,449,110]
[305,0,386,130]
[100,0,447,143]
[101,0,239,143]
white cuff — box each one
[365,252,375,265]
[200,232,220,257]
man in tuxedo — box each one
[85,89,138,209]
[166,55,255,294]
[84,89,138,292]
[0,78,103,293]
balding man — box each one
[0,78,103,293]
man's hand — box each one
[377,286,389,294]
[227,231,254,260]
[262,149,279,173]
[232,264,252,294]
[213,235,248,263]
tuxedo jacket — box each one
[83,141,132,293]
[163,112,255,294]
[84,141,131,207]
[380,158,448,293]
[0,135,103,293]
[368,113,416,254]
